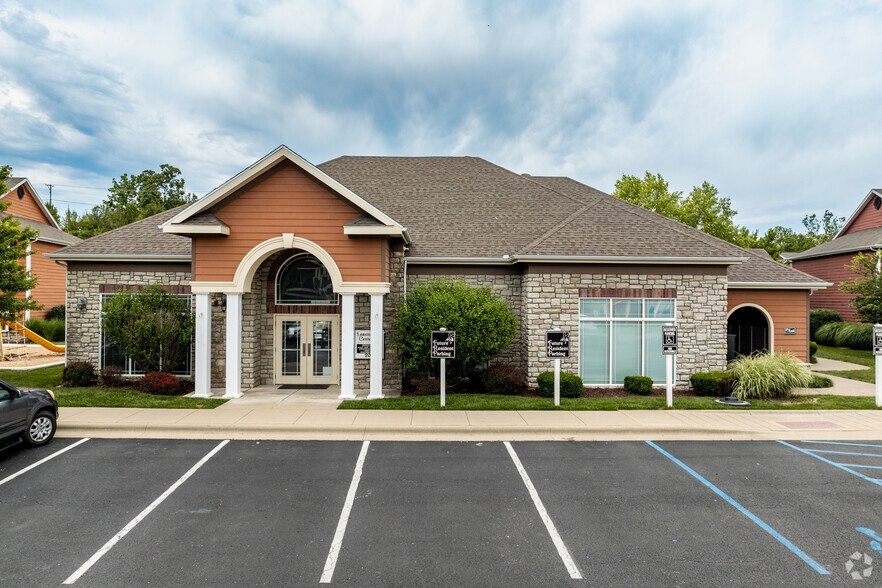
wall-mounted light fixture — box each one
[77,298,86,311]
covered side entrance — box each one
[727,305,770,360]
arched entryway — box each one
[727,305,771,360]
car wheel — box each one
[25,412,56,447]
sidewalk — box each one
[57,401,882,442]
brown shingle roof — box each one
[47,206,191,259]
[0,212,81,246]
[784,227,882,261]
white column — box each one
[224,293,243,398]
[193,293,212,398]
[368,293,384,399]
[339,293,356,399]
[25,243,31,322]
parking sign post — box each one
[546,328,570,407]
[431,328,456,408]
[662,323,678,408]
[874,324,882,407]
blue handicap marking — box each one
[856,528,882,553]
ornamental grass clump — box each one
[814,321,873,350]
[730,353,813,400]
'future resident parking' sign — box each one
[431,330,456,359]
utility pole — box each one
[45,184,54,204]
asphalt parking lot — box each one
[2,439,881,587]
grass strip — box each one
[815,345,874,367]
[339,394,880,411]
[2,364,225,409]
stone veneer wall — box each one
[521,272,728,388]
[66,266,193,369]
[404,272,525,373]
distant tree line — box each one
[612,172,844,260]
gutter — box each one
[786,243,882,262]
[45,253,192,262]
[727,281,833,291]
[405,255,748,265]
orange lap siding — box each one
[728,289,810,361]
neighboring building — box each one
[48,146,827,398]
[784,189,882,322]
[1,178,82,319]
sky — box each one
[1,0,881,232]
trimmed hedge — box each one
[63,361,96,387]
[623,376,652,395]
[814,321,873,350]
[536,371,584,398]
[809,308,841,338]
[690,371,735,397]
[140,371,181,396]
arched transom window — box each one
[276,253,338,305]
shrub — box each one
[536,371,584,398]
[24,318,65,343]
[413,379,440,396]
[814,321,873,350]
[730,353,814,400]
[808,374,834,388]
[140,371,181,395]
[690,371,735,397]
[102,285,194,373]
[98,366,125,388]
[393,279,518,381]
[63,361,96,387]
[809,309,841,338]
[624,376,652,395]
[46,304,66,321]
[480,362,524,395]
[809,341,818,357]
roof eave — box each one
[727,281,832,291]
[405,255,747,265]
[45,253,192,262]
[162,223,230,236]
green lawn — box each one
[815,344,874,367]
[1,364,225,409]
[338,393,879,411]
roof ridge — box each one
[517,174,590,206]
[516,200,603,255]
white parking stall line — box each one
[0,438,90,487]
[320,440,370,584]
[504,442,583,580]
[62,440,230,585]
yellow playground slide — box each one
[0,319,65,354]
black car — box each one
[0,377,58,449]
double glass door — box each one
[274,315,339,385]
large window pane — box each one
[579,322,610,384]
[277,254,338,305]
[644,323,666,383]
[612,299,641,318]
[612,322,641,384]
[646,299,675,318]
[580,299,609,318]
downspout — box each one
[403,247,409,298]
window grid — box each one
[579,298,676,385]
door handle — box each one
[308,343,312,356]
[302,343,307,356]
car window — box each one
[0,388,10,402]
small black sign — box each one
[662,325,678,355]
[874,325,882,356]
[546,331,570,358]
[431,330,456,359]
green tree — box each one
[63,164,196,239]
[101,284,194,373]
[0,165,41,321]
[840,252,882,324]
[801,210,844,244]
[393,279,518,380]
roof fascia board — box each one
[787,243,882,261]
[835,189,882,238]
[164,145,405,230]
[405,255,747,265]
[343,225,405,237]
[163,223,230,235]
[727,281,832,290]
[45,253,191,262]
[34,236,78,247]
[3,178,61,229]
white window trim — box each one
[578,297,677,386]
